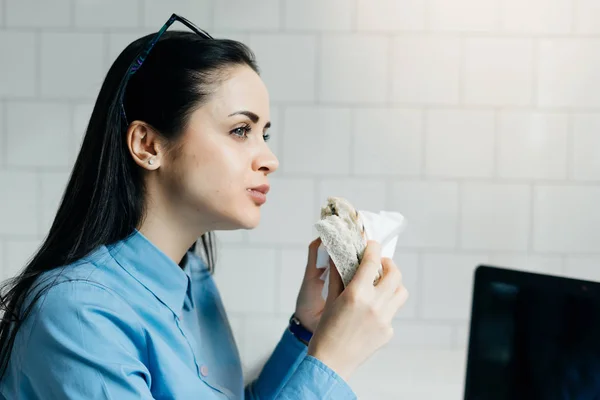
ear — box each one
[126,121,164,170]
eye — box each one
[230,124,251,139]
[263,132,271,142]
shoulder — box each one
[20,249,145,346]
[14,273,147,365]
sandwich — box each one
[315,197,383,288]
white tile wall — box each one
[40,33,105,99]
[242,316,289,378]
[393,252,419,319]
[574,0,600,34]
[421,254,487,320]
[390,181,459,249]
[6,0,71,28]
[278,248,305,315]
[214,229,246,244]
[573,114,600,181]
[213,0,280,32]
[429,0,500,32]
[39,172,70,235]
[319,35,389,104]
[498,112,568,180]
[0,242,4,281]
[4,240,39,281]
[0,32,36,97]
[74,0,141,29]
[281,107,351,174]
[0,171,38,236]
[72,103,94,161]
[213,246,278,313]
[501,0,572,33]
[390,320,454,347]
[143,0,213,29]
[248,35,316,102]
[534,185,600,253]
[425,110,495,178]
[107,32,154,70]
[318,179,386,211]
[392,37,461,105]
[356,0,427,32]
[564,256,600,282]
[538,39,600,108]
[6,102,71,168]
[353,108,423,176]
[464,38,534,106]
[3,1,600,397]
[284,0,353,31]
[0,103,4,167]
[461,183,531,251]
[488,254,564,275]
[247,178,315,244]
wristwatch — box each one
[288,314,313,346]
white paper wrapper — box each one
[317,210,405,300]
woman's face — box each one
[159,65,278,232]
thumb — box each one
[325,257,343,306]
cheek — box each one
[178,141,247,204]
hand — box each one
[306,241,409,381]
[293,238,327,333]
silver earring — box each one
[148,158,155,165]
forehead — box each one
[208,65,270,119]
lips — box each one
[247,184,270,205]
[249,184,270,195]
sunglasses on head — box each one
[119,13,213,124]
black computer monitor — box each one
[464,265,600,400]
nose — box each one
[253,143,279,174]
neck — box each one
[138,190,206,265]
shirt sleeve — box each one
[1,280,154,400]
[244,328,357,399]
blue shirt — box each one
[0,230,356,399]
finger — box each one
[304,238,323,279]
[350,241,382,289]
[374,258,402,298]
[325,258,343,307]
[383,286,409,321]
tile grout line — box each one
[70,0,75,28]
[421,108,428,178]
[414,253,424,319]
[528,183,535,253]
[1,0,6,27]
[2,101,6,168]
[531,38,539,108]
[566,113,575,180]
[35,29,41,98]
[138,0,144,28]
[456,181,463,250]
[278,0,285,32]
[313,33,321,105]
[493,109,500,179]
[458,33,465,106]
[351,0,358,32]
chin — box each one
[239,212,261,229]
[224,207,261,230]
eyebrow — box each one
[228,110,271,129]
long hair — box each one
[0,30,259,379]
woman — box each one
[0,14,408,399]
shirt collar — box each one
[108,229,192,317]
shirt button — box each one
[200,365,209,377]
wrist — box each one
[288,313,313,346]
[307,346,353,382]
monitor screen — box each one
[465,267,600,400]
